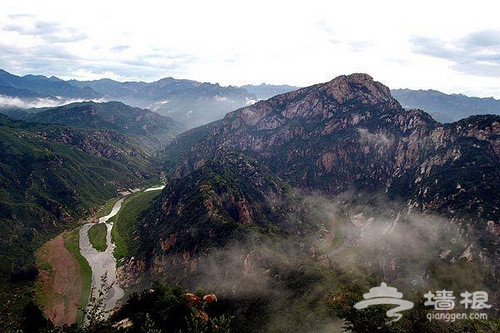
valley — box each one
[35,185,164,327]
[78,196,127,317]
[4,0,500,331]
[0,113,163,329]
[0,71,499,333]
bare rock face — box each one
[324,73,394,105]
[174,75,395,182]
[224,73,400,126]
[166,73,500,221]
[121,74,500,302]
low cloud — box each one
[357,128,394,146]
[0,95,106,109]
[410,30,500,77]
[118,190,497,332]
[3,15,88,43]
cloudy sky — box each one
[1,0,500,98]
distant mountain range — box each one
[0,69,256,129]
[241,83,299,100]
[69,77,257,128]
[2,101,184,150]
[0,69,102,100]
[392,88,500,123]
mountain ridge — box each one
[164,73,500,220]
[116,74,500,332]
[14,101,184,150]
[0,69,257,129]
[68,75,257,128]
[0,69,102,100]
[392,88,500,123]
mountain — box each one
[392,88,500,123]
[3,70,499,331]
[164,74,500,221]
[241,83,299,100]
[0,107,29,118]
[0,69,101,100]
[0,114,160,326]
[117,152,333,333]
[157,76,500,314]
[16,101,184,150]
[116,74,500,332]
[0,69,257,129]
[69,77,257,128]
[141,152,314,254]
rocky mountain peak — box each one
[222,73,402,128]
[165,73,500,222]
[322,73,395,105]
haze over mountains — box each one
[2,68,500,128]
[5,101,184,150]
[119,73,500,331]
[392,88,500,123]
[68,77,257,128]
[0,69,256,129]
[1,69,499,332]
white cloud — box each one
[357,128,394,147]
[213,95,229,102]
[0,95,106,109]
[0,0,499,97]
[0,96,30,108]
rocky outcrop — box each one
[140,152,318,254]
[116,74,500,310]
[164,74,500,220]
[119,152,324,290]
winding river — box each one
[78,186,164,317]
[78,196,127,317]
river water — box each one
[144,185,165,192]
[78,197,126,317]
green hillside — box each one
[0,115,159,327]
[20,101,184,150]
